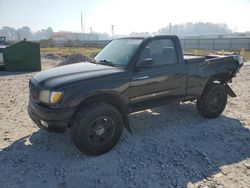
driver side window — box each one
[138,39,178,66]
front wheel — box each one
[70,103,124,155]
[196,83,227,118]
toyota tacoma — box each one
[28,35,244,155]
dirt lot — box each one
[0,59,250,188]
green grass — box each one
[41,47,101,58]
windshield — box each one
[94,38,143,66]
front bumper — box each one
[28,98,75,132]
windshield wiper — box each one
[98,59,120,67]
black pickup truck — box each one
[28,35,244,155]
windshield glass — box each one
[94,38,143,66]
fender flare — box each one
[72,91,133,133]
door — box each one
[129,38,187,109]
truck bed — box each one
[184,54,223,63]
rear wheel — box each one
[196,83,227,118]
[70,103,123,155]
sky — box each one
[1,0,250,35]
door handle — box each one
[133,76,149,80]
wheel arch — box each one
[76,92,128,115]
[69,92,132,132]
[201,73,229,96]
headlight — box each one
[39,90,63,104]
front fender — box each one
[225,84,237,97]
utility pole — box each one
[81,12,83,33]
[111,25,115,39]
[234,27,237,33]
[81,12,85,33]
[169,23,172,34]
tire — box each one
[196,83,227,118]
[70,103,124,155]
[47,126,66,133]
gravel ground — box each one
[0,59,250,188]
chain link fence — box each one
[180,38,250,51]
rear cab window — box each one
[139,39,178,66]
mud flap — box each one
[225,84,237,97]
[123,115,132,134]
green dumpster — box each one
[3,40,41,71]
[0,45,7,70]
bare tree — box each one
[158,22,232,36]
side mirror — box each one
[137,58,154,68]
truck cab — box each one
[126,36,187,111]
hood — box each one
[32,62,125,89]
